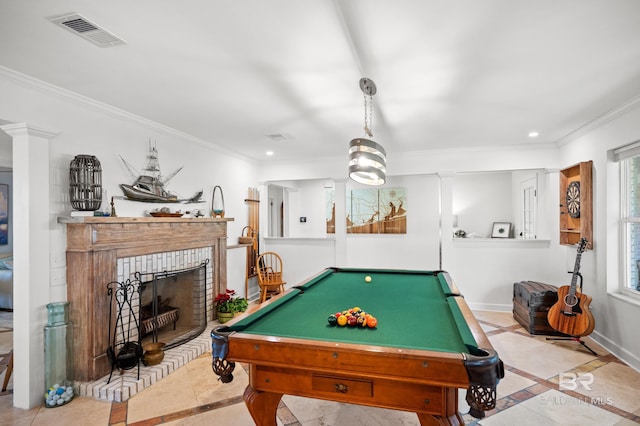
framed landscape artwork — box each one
[347,187,407,234]
[0,184,8,244]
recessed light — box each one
[266,151,274,156]
[528,131,539,138]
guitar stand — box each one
[546,335,598,356]
[546,271,597,356]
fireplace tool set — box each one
[106,278,142,383]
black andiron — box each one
[107,278,142,383]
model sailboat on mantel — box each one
[119,141,203,203]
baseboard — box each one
[590,330,640,373]
[467,302,512,312]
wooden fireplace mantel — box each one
[59,216,233,381]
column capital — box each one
[0,122,59,139]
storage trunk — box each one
[513,281,561,335]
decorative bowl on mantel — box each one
[149,212,183,218]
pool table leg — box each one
[243,385,283,426]
[416,386,463,426]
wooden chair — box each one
[256,252,286,303]
[1,350,12,392]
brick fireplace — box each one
[61,217,232,382]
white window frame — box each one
[520,177,537,239]
[614,141,640,300]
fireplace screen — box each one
[137,260,209,349]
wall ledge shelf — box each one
[452,238,550,248]
[264,236,336,241]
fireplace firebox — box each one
[138,260,209,349]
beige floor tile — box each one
[30,396,112,426]
[524,390,624,425]
[359,405,421,425]
[479,403,561,425]
[480,323,499,333]
[474,311,519,328]
[185,353,249,406]
[489,332,595,379]
[282,395,347,423]
[481,389,626,425]
[283,395,422,426]
[458,388,470,415]
[495,369,537,399]
[198,401,277,426]
[163,413,206,425]
[572,361,640,414]
[614,418,640,426]
[126,364,199,424]
[0,393,39,425]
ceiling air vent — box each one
[48,13,126,47]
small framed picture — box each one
[491,222,511,238]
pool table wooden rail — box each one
[226,333,472,389]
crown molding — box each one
[0,66,255,163]
[556,93,640,146]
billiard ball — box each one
[365,276,372,283]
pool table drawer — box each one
[251,365,449,414]
[312,374,373,397]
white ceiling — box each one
[1,0,640,162]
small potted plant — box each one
[215,289,248,323]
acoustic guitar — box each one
[547,238,595,337]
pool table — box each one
[212,268,504,426]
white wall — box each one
[263,238,336,288]
[286,179,331,238]
[345,174,440,270]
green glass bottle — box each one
[44,302,75,407]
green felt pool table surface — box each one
[229,268,478,355]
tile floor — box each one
[1,310,639,425]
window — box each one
[616,141,640,297]
[521,177,537,239]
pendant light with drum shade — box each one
[349,78,386,186]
